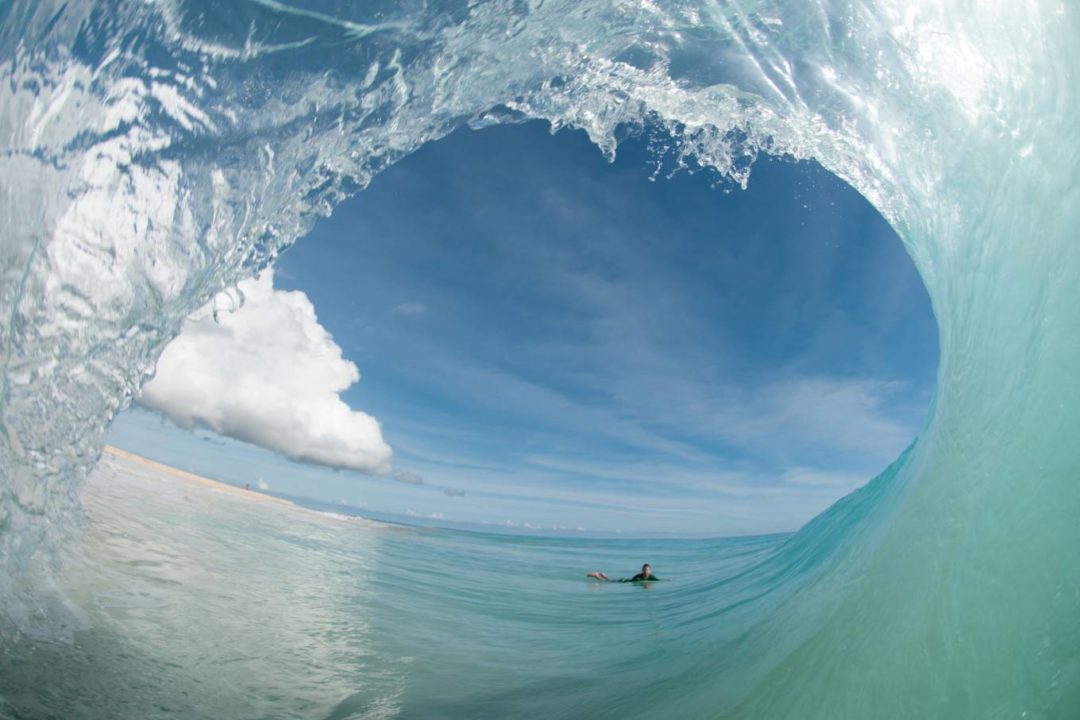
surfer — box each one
[587,563,660,582]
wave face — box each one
[1,0,1078,716]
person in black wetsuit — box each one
[587,563,660,582]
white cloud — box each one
[393,301,427,316]
[139,269,392,474]
[256,477,270,491]
[405,509,444,520]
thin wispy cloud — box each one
[374,327,917,471]
[676,376,918,464]
[393,301,427,316]
[394,467,467,498]
[393,470,424,485]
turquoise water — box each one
[2,0,1079,717]
[1,453,795,719]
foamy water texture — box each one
[1,1,1079,718]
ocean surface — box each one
[2,0,1079,718]
[3,452,797,719]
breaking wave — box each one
[2,0,1078,716]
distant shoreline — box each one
[102,445,298,509]
[99,445,783,542]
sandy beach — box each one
[102,445,298,509]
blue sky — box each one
[109,120,938,537]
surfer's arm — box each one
[586,571,612,581]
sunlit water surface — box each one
[2,454,799,720]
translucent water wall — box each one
[2,0,1078,715]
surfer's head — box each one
[642,564,652,576]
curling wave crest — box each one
[1,1,1078,716]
